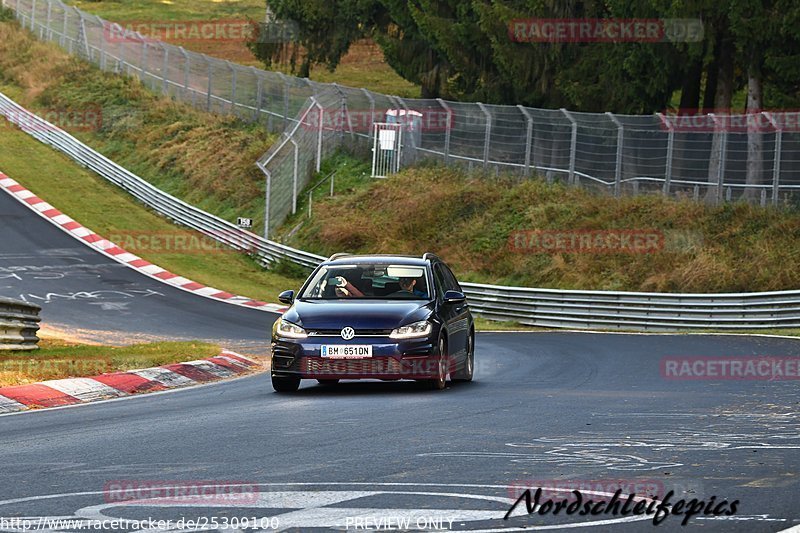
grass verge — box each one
[0,340,220,387]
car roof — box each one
[323,254,430,267]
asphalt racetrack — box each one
[1,189,799,532]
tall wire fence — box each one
[6,0,800,239]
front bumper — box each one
[271,336,439,380]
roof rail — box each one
[422,252,440,262]
[328,253,352,261]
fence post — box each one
[362,88,375,139]
[252,67,264,123]
[437,98,453,163]
[710,114,727,205]
[332,83,353,143]
[657,113,674,196]
[763,112,783,206]
[206,57,213,112]
[179,47,190,99]
[228,61,237,115]
[517,105,534,177]
[161,43,169,95]
[561,108,578,185]
[44,1,52,41]
[60,6,67,49]
[477,102,492,168]
[606,112,624,197]
[76,8,90,59]
[277,72,290,128]
[95,15,106,70]
[139,36,148,81]
[116,23,125,74]
[290,138,299,214]
[312,96,324,172]
[30,0,36,33]
[257,161,272,240]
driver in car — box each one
[395,277,428,298]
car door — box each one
[434,263,467,363]
[440,263,470,361]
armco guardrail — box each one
[2,93,800,331]
[0,297,41,351]
[461,283,800,331]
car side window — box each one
[433,264,447,300]
[442,264,462,292]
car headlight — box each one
[390,320,432,340]
[276,319,307,339]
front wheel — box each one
[272,374,300,392]
[425,337,448,390]
[452,331,474,383]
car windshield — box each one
[300,264,431,300]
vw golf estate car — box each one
[270,253,475,392]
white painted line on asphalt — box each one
[132,368,195,388]
[777,524,800,532]
[42,378,126,402]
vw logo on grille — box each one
[340,327,355,341]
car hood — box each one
[284,299,434,331]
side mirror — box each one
[443,290,466,304]
[278,290,295,305]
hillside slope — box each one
[288,163,800,293]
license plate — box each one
[321,345,373,359]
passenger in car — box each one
[334,276,365,297]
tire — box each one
[272,374,301,393]
[317,379,339,386]
[425,336,448,390]
[452,330,474,383]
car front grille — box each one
[300,357,403,376]
[308,329,393,337]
